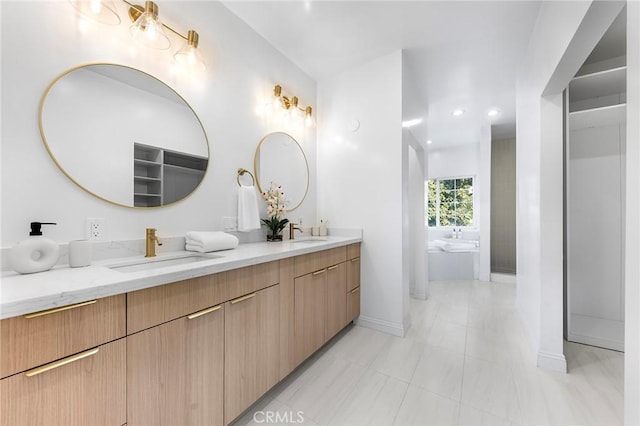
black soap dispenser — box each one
[10,222,60,274]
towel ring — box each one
[237,168,255,187]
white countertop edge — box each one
[0,236,361,320]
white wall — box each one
[317,50,406,336]
[625,1,640,423]
[428,144,479,181]
[516,0,625,372]
[0,1,316,246]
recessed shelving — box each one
[133,143,208,207]
[569,103,626,130]
[568,66,626,102]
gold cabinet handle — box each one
[23,300,97,319]
[351,287,360,294]
[328,265,339,271]
[230,293,256,304]
[351,258,359,263]
[313,269,326,276]
[25,348,100,377]
[187,304,221,320]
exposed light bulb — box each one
[427,140,433,145]
[129,1,170,50]
[90,0,102,14]
[304,107,316,128]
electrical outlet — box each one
[222,216,237,232]
[86,218,105,240]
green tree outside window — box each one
[426,177,474,227]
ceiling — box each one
[222,0,542,150]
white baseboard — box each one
[537,350,567,373]
[356,315,406,337]
[491,273,517,284]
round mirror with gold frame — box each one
[39,63,209,208]
[254,132,309,212]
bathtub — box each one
[428,238,479,281]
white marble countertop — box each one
[0,235,361,320]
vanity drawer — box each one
[294,246,347,277]
[347,243,361,260]
[0,338,126,426]
[0,294,125,379]
[226,261,280,299]
[127,274,228,334]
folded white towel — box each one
[185,232,239,253]
[237,185,261,232]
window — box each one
[427,177,474,227]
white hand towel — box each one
[237,185,261,232]
[185,232,239,252]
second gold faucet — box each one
[145,228,163,257]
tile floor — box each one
[234,280,624,425]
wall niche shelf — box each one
[568,66,627,102]
[569,103,627,130]
[133,143,207,207]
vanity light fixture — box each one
[69,0,206,70]
[270,84,316,128]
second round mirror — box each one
[254,132,309,212]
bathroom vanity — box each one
[0,237,361,426]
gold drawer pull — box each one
[313,269,326,276]
[187,304,222,320]
[328,265,339,271]
[25,348,100,377]
[230,293,256,304]
[351,258,359,263]
[23,300,97,319]
[351,287,360,294]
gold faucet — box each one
[145,228,163,257]
[289,223,302,240]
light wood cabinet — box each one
[127,303,225,426]
[294,270,328,365]
[347,287,361,322]
[127,274,228,334]
[1,338,126,426]
[1,295,126,379]
[347,257,361,292]
[224,285,280,424]
[326,263,348,338]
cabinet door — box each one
[1,339,126,426]
[347,257,360,292]
[294,270,327,365]
[347,287,361,322]
[326,263,347,339]
[225,285,280,424]
[127,304,224,426]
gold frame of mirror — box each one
[38,62,210,209]
[253,132,309,212]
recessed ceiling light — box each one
[427,140,433,145]
[402,118,423,128]
[452,109,465,117]
[487,109,501,117]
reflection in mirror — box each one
[39,64,209,208]
[254,132,309,212]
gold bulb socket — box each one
[187,30,199,48]
[305,106,313,116]
[274,85,282,97]
[291,96,299,108]
[145,1,159,19]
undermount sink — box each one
[291,237,327,244]
[108,253,220,273]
